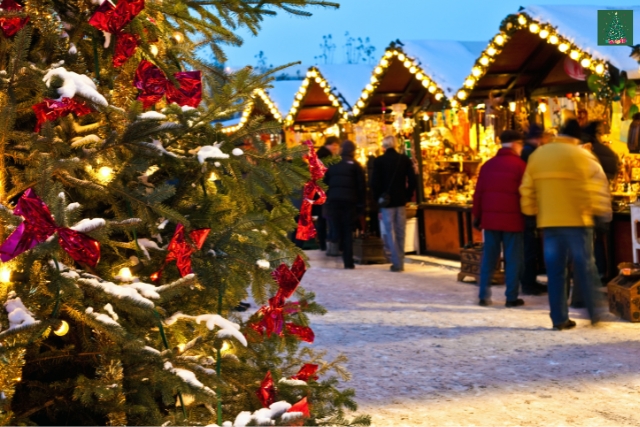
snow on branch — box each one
[136,238,164,260]
[138,111,167,120]
[231,401,295,427]
[3,293,39,332]
[197,143,229,163]
[155,273,197,293]
[164,312,247,347]
[43,67,108,107]
[164,361,215,395]
[140,140,181,158]
[78,277,155,308]
[70,218,106,233]
[86,307,120,327]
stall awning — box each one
[216,89,282,134]
[455,5,640,103]
[315,64,375,108]
[351,40,484,118]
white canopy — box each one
[267,80,302,118]
[314,64,375,108]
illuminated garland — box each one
[454,12,609,105]
[351,48,446,119]
[284,67,349,126]
[221,89,282,134]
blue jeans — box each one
[479,230,523,302]
[543,227,600,325]
[380,206,406,270]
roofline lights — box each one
[221,88,283,134]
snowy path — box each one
[301,250,640,426]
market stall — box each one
[453,5,640,267]
[348,39,486,258]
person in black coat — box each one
[582,121,620,181]
[323,140,366,269]
[313,136,340,251]
[371,135,416,272]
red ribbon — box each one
[113,32,139,67]
[150,223,210,282]
[291,364,318,382]
[0,0,29,37]
[88,0,144,34]
[256,371,276,408]
[296,140,327,241]
[249,256,314,343]
[287,397,310,425]
[134,60,202,109]
[0,189,101,267]
[31,98,93,132]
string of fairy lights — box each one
[454,12,608,104]
[284,67,349,126]
[351,48,447,119]
[221,89,282,134]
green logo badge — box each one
[598,10,633,46]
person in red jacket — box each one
[472,130,527,307]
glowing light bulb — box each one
[380,59,389,67]
[384,51,393,58]
[435,93,444,101]
[450,99,459,108]
[149,45,158,56]
[295,93,303,100]
[428,84,437,93]
[538,103,547,113]
[286,114,293,121]
[549,34,559,44]
[558,43,569,53]
[570,50,580,60]
[172,31,184,43]
[375,66,383,74]
[518,15,527,25]
[539,29,549,39]
[319,81,327,88]
[472,67,482,77]
[595,63,605,75]
[416,72,424,81]
[118,267,132,281]
[302,79,309,87]
[464,78,475,88]
[221,341,231,353]
[0,267,11,283]
[580,58,591,68]
[361,92,369,99]
[398,53,406,61]
[353,107,360,116]
[366,84,374,91]
[480,56,489,66]
[529,23,539,33]
[209,171,218,181]
[98,166,113,181]
[457,90,467,100]
[409,66,417,74]
[357,100,365,108]
[293,100,300,108]
[494,34,505,45]
[422,80,430,88]
[487,46,497,56]
[509,102,516,112]
[370,76,377,84]
[54,320,69,336]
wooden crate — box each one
[353,236,387,265]
[607,271,640,322]
[457,244,505,284]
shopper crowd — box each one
[474,118,616,330]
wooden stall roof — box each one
[219,89,282,134]
[351,40,483,118]
[455,5,640,103]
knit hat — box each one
[341,140,356,157]
[499,129,524,144]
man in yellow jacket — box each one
[520,119,612,330]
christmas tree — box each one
[607,11,627,45]
[0,0,370,425]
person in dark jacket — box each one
[371,135,416,272]
[582,121,620,181]
[473,130,526,307]
[323,140,366,269]
[314,136,340,251]
[627,113,640,153]
[520,124,547,296]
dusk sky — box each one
[222,0,640,68]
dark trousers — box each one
[522,218,539,289]
[328,203,356,268]
[316,216,327,251]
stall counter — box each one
[418,203,482,260]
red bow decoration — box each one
[0,0,28,37]
[296,140,327,241]
[88,0,144,34]
[249,256,314,343]
[150,223,210,282]
[32,98,93,132]
[286,397,310,425]
[291,364,319,382]
[134,60,202,109]
[113,33,139,67]
[0,189,101,267]
[256,371,276,408]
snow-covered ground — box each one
[302,250,640,426]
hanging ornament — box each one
[563,57,586,81]
[150,223,210,282]
[291,364,319,382]
[0,0,29,37]
[249,256,314,342]
[0,189,101,267]
[31,98,93,132]
[133,60,202,109]
[296,140,327,241]
[256,371,276,408]
[113,32,139,67]
[88,0,145,34]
